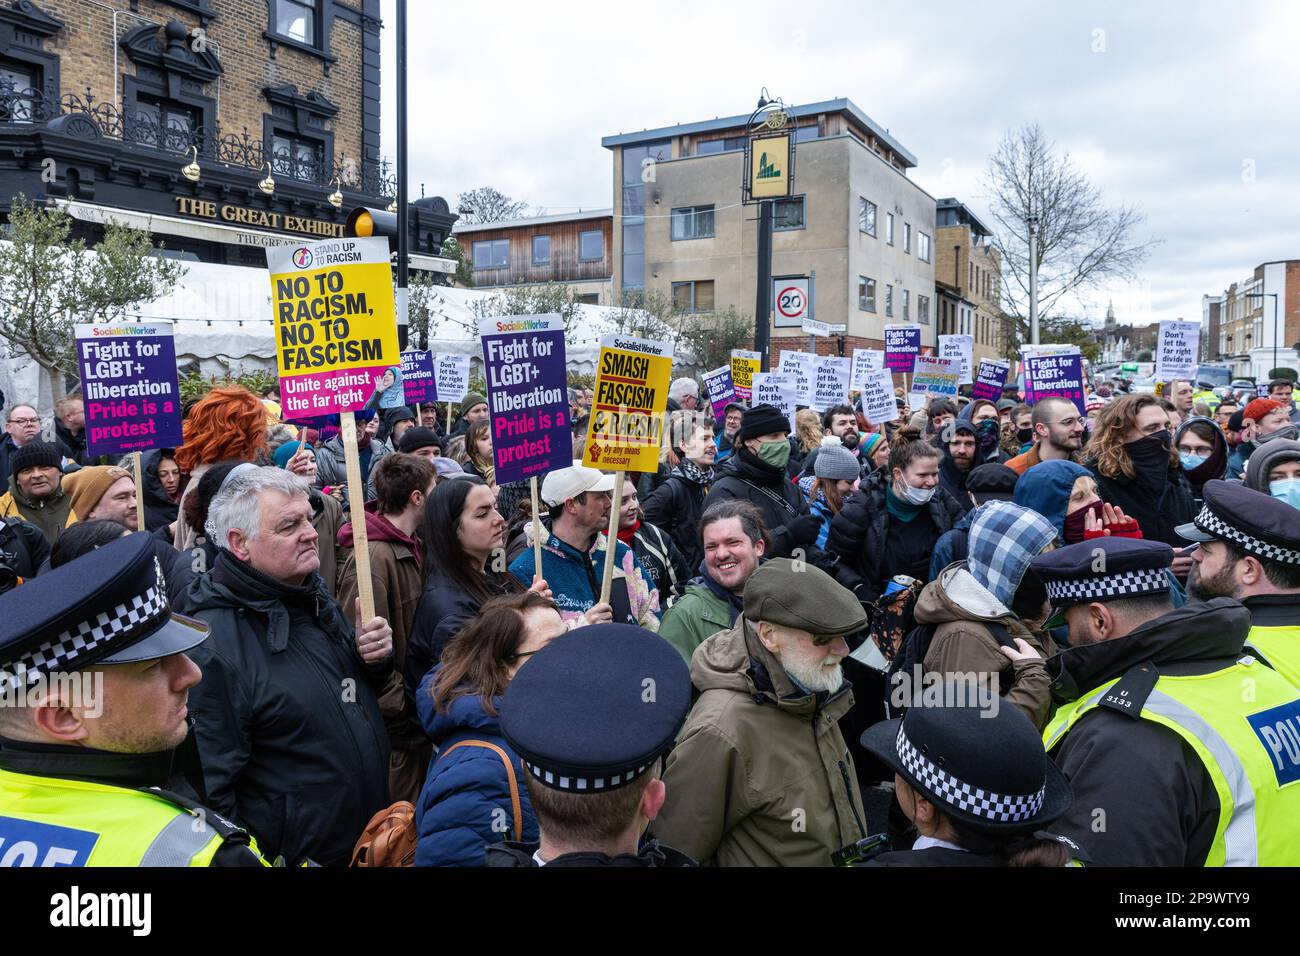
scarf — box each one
[885,486,923,523]
[699,561,746,624]
[617,519,640,546]
[675,458,715,486]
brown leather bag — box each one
[439,739,523,841]
[350,801,418,867]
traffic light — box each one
[344,206,399,247]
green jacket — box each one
[652,617,868,866]
[658,582,734,665]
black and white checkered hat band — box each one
[1196,504,1300,565]
[895,726,1044,823]
[1043,568,1169,603]
[0,581,167,693]
[524,760,651,792]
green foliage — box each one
[1269,367,1297,382]
[440,236,473,288]
[1002,315,1101,364]
[674,306,756,371]
[469,283,588,345]
[178,368,278,405]
[1137,349,1153,363]
[0,194,186,398]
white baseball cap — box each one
[540,460,616,507]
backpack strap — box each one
[439,739,524,841]
[984,621,1016,649]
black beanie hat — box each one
[11,440,60,479]
[738,404,791,442]
[382,405,416,428]
[398,426,441,454]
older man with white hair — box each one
[183,466,393,867]
[669,377,700,412]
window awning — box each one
[56,200,456,274]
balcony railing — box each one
[0,80,395,197]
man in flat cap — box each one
[487,623,694,867]
[0,533,271,866]
[651,558,871,866]
[1179,479,1300,686]
[1032,537,1300,866]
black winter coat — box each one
[626,520,691,607]
[184,551,392,867]
[642,468,710,571]
[54,421,91,467]
[702,449,808,558]
[1087,459,1196,547]
[0,516,48,582]
[405,563,520,701]
[822,470,965,606]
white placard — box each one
[434,353,471,404]
[811,356,851,411]
[1155,320,1200,381]
[860,367,899,424]
[778,350,815,405]
[850,348,884,392]
[938,334,974,385]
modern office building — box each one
[600,98,938,362]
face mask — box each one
[1179,453,1208,471]
[976,420,999,448]
[898,479,935,505]
[755,439,791,469]
[1063,499,1105,544]
[1124,431,1170,468]
[1016,427,1034,445]
[1270,478,1300,510]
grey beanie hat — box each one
[1243,437,1300,492]
[813,437,861,481]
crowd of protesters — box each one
[2,367,1300,870]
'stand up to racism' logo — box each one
[292,247,314,269]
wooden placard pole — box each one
[529,475,544,583]
[340,411,375,623]
[132,451,146,532]
[447,402,453,434]
[598,470,625,606]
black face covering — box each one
[1016,426,1034,445]
[1124,431,1172,474]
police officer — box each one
[0,534,270,866]
[1178,479,1300,685]
[486,623,694,867]
[1031,537,1300,866]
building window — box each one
[0,63,36,123]
[696,136,746,155]
[472,239,509,270]
[918,294,930,325]
[671,205,715,240]
[620,141,669,290]
[858,276,876,312]
[269,132,324,181]
[903,223,912,254]
[672,280,715,314]
[532,235,550,266]
[903,289,910,321]
[884,284,893,317]
[918,232,931,263]
[577,293,600,305]
[793,124,820,143]
[773,196,805,231]
[858,198,877,237]
[886,213,894,245]
[275,0,319,46]
[579,229,604,262]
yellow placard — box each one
[749,133,791,199]
[730,349,761,401]
[266,237,399,418]
[584,334,674,473]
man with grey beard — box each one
[651,559,871,866]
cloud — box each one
[379,0,1298,325]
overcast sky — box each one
[380,0,1298,328]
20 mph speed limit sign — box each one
[773,277,810,327]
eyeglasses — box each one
[7,417,38,426]
[1052,417,1082,428]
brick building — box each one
[0,0,454,268]
[933,197,1006,365]
[1206,260,1300,378]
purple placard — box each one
[401,350,435,404]
[75,322,184,457]
[884,325,922,374]
[971,359,1011,403]
[1024,352,1087,415]
[479,314,572,485]
[702,365,735,423]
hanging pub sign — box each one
[744,109,795,202]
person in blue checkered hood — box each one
[894,501,1061,731]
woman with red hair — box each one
[173,387,268,550]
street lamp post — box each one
[395,0,409,352]
[743,89,790,372]
[1028,214,1039,346]
[1246,292,1280,377]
